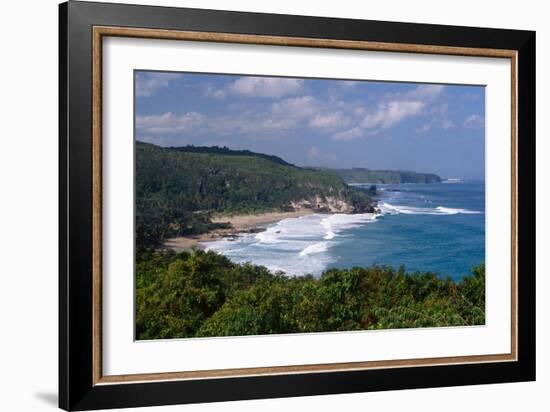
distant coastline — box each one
[324,168,442,184]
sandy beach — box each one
[211,210,313,229]
[163,209,314,252]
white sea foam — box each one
[255,215,325,244]
[320,213,377,240]
[324,230,336,240]
[379,203,481,216]
[204,212,378,276]
[254,227,283,244]
[299,242,329,256]
[435,206,482,215]
[203,234,253,253]
[204,205,480,276]
[204,185,483,277]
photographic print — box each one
[135,71,486,340]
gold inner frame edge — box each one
[91,26,518,386]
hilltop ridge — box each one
[325,167,441,184]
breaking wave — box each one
[204,185,483,277]
[204,213,377,276]
[299,242,329,256]
[380,203,481,216]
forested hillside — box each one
[166,145,294,166]
[136,250,486,339]
[136,142,375,248]
[328,168,442,184]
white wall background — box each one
[0,0,546,411]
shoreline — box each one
[163,209,314,252]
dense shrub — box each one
[136,249,485,340]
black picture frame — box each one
[59,1,536,410]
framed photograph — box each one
[59,1,535,410]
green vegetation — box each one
[136,249,485,340]
[136,142,375,249]
[166,144,294,166]
[327,168,442,184]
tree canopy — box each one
[136,249,485,340]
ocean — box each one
[204,182,485,280]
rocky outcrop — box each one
[290,194,374,214]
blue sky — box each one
[135,71,485,179]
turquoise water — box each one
[205,182,485,280]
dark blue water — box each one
[205,182,485,280]
[331,182,485,279]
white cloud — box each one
[270,96,317,116]
[378,84,445,103]
[136,111,206,134]
[163,83,444,140]
[333,127,366,141]
[306,146,337,163]
[262,96,318,129]
[442,119,455,129]
[427,103,455,130]
[353,106,367,117]
[309,111,351,129]
[405,84,445,99]
[135,73,182,97]
[204,95,351,137]
[430,103,449,116]
[203,85,226,99]
[329,84,446,139]
[360,100,425,131]
[461,91,481,100]
[338,81,359,87]
[137,83,453,143]
[140,96,317,138]
[464,114,484,128]
[230,77,304,98]
[138,97,318,138]
[206,77,304,99]
[416,124,431,133]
